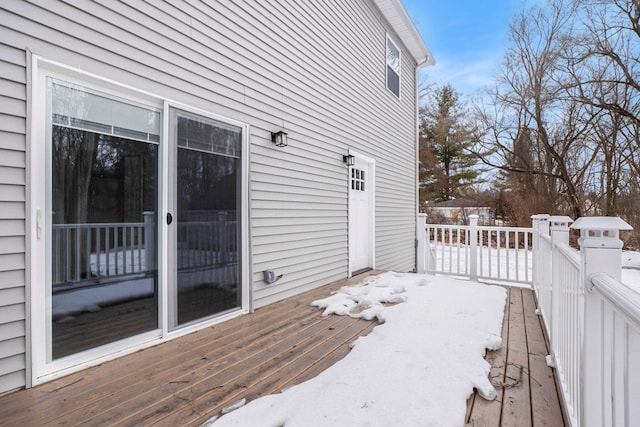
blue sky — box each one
[401,0,527,96]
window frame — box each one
[385,33,401,99]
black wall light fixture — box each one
[271,130,288,147]
[343,154,355,166]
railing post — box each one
[469,214,478,281]
[548,216,573,363]
[417,213,427,273]
[143,211,155,272]
[571,216,632,427]
[530,214,550,292]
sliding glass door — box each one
[48,80,160,360]
[168,107,243,329]
[40,72,247,376]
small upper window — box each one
[386,35,401,98]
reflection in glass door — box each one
[169,107,243,328]
[48,81,159,360]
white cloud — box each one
[422,53,503,96]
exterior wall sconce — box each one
[271,130,288,147]
[343,154,355,166]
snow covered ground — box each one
[428,244,533,284]
[622,250,640,294]
[207,272,506,427]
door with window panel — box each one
[348,156,374,274]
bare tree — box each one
[473,0,595,219]
[564,0,640,235]
[567,0,640,127]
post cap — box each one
[571,216,632,240]
[530,214,551,220]
[570,216,632,231]
[549,216,574,226]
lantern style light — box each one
[271,130,288,147]
[343,154,355,166]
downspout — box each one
[414,56,432,273]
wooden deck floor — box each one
[0,275,564,427]
[466,286,566,426]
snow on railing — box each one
[417,214,533,285]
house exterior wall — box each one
[0,40,28,394]
[0,0,426,393]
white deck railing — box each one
[418,213,640,427]
[417,214,533,285]
[538,216,640,427]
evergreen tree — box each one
[419,84,480,206]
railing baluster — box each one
[129,225,134,274]
[439,228,444,271]
[122,225,126,274]
[96,227,101,277]
[466,228,470,276]
[456,227,460,274]
[112,225,117,276]
[514,231,520,281]
[137,224,142,272]
[105,226,109,275]
[479,230,484,277]
[524,231,529,282]
[85,228,91,280]
[505,231,510,280]
[447,226,452,273]
[496,230,501,279]
[65,227,71,283]
[74,227,80,281]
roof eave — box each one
[374,0,436,67]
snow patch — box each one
[208,272,506,427]
[311,273,413,323]
[622,251,640,270]
[221,399,246,415]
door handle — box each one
[166,212,173,225]
[36,209,42,239]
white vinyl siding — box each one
[0,40,27,393]
[0,0,420,392]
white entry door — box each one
[348,154,375,275]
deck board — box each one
[467,286,565,427]
[466,286,510,427]
[501,288,533,426]
[0,271,382,427]
[0,276,564,427]
[522,290,564,426]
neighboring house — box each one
[426,199,493,225]
[0,0,434,394]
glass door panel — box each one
[169,108,242,328]
[48,81,160,360]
